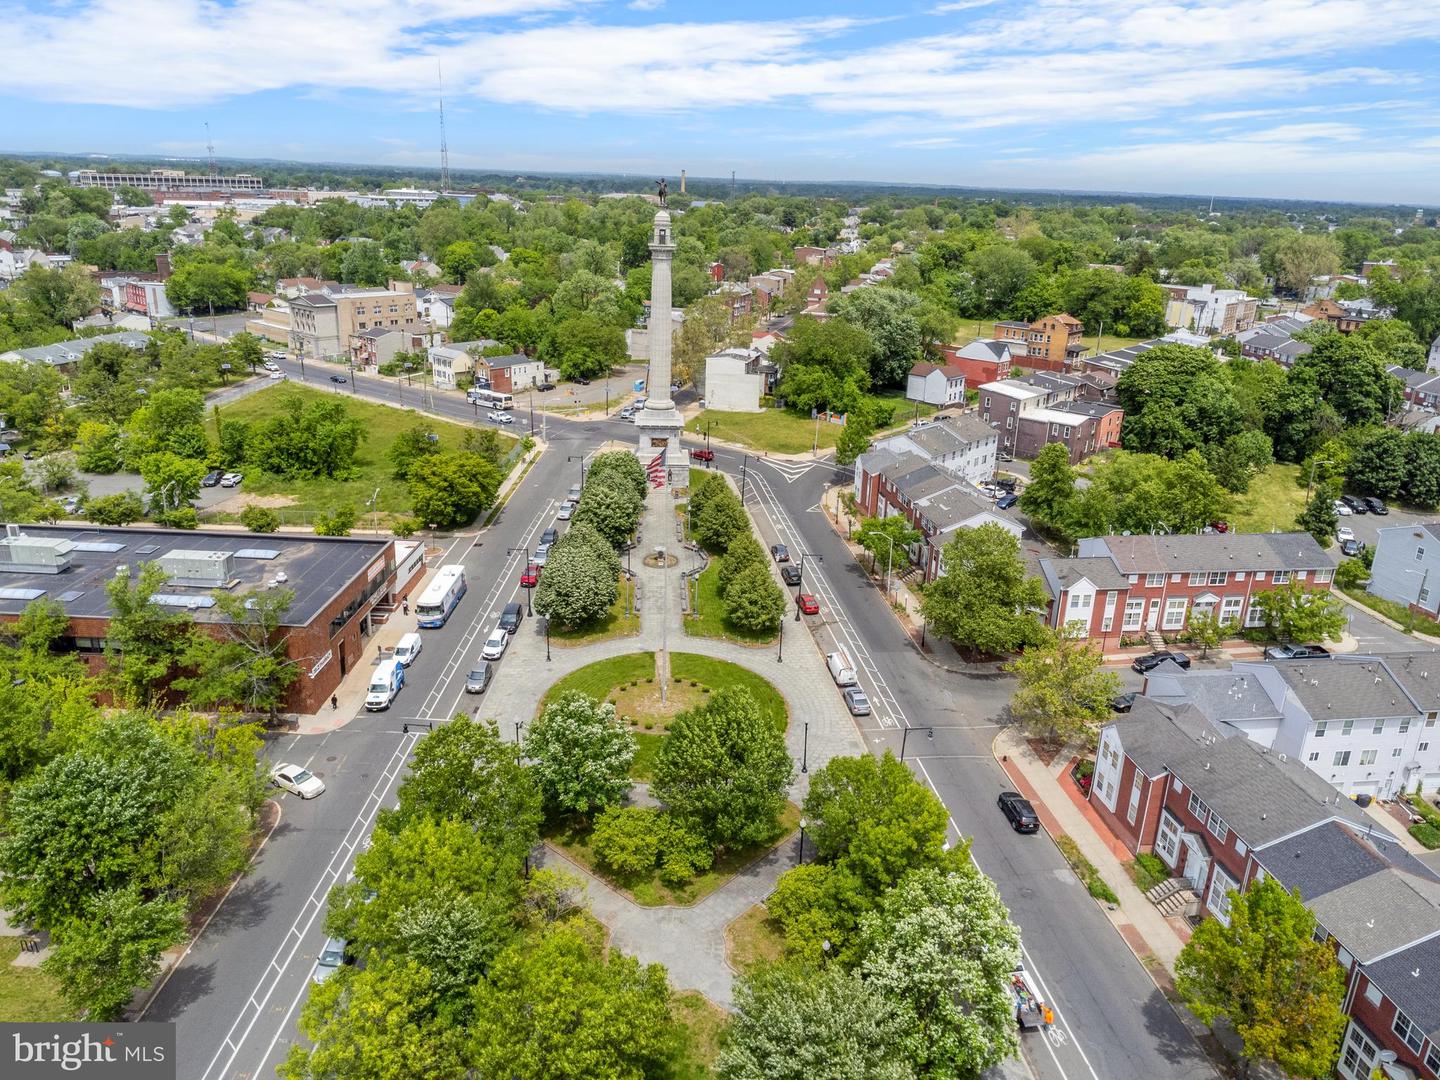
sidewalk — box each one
[994,727,1191,975]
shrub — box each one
[1088,878,1120,903]
[657,818,713,886]
[591,807,662,877]
[239,504,280,533]
[391,517,421,538]
[1131,852,1170,892]
[1410,823,1440,850]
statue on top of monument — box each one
[656,178,668,207]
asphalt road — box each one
[701,444,1217,1080]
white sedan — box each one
[220,471,243,487]
[1333,500,1353,516]
[487,411,515,425]
[481,626,509,660]
[1337,525,1356,543]
[271,763,325,799]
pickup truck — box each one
[689,448,715,462]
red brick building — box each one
[1037,532,1333,648]
[940,339,1013,386]
[1012,400,1123,464]
[994,313,1086,371]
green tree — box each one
[834,288,925,387]
[44,885,187,1020]
[245,392,366,479]
[176,588,298,718]
[723,562,787,633]
[339,241,391,288]
[653,687,793,849]
[104,563,188,704]
[920,523,1046,656]
[718,963,914,1080]
[228,331,264,374]
[1251,581,1346,644]
[239,504,280,532]
[73,420,123,473]
[1018,442,1078,533]
[312,504,356,536]
[718,532,767,598]
[852,515,921,579]
[532,535,617,628]
[591,806,663,877]
[1296,490,1339,548]
[14,262,101,326]
[586,451,649,501]
[165,260,252,312]
[1206,431,1275,494]
[1175,878,1346,1079]
[388,425,442,480]
[550,315,627,382]
[281,959,470,1080]
[1116,345,1244,457]
[469,926,677,1080]
[834,413,874,467]
[1268,232,1341,295]
[525,692,636,819]
[573,476,644,549]
[966,244,1037,316]
[1185,610,1231,659]
[692,481,748,552]
[139,451,206,512]
[406,449,500,528]
[84,490,145,526]
[1008,629,1121,744]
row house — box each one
[1302,298,1381,334]
[1389,367,1440,412]
[993,313,1086,371]
[866,414,1001,487]
[428,339,498,390]
[1012,399,1123,464]
[1089,701,1440,1080]
[977,372,1083,454]
[1164,285,1259,335]
[940,339,1014,386]
[1037,531,1333,650]
[1237,319,1314,366]
[853,449,1021,581]
[1370,522,1440,621]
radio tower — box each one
[205,122,216,177]
[437,63,451,193]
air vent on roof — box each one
[233,548,280,560]
[57,590,83,602]
[153,594,215,609]
[70,542,125,553]
[134,545,160,555]
[0,587,46,601]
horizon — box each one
[5,0,1440,205]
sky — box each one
[4,0,1439,204]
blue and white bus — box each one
[415,564,467,628]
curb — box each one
[1335,587,1440,644]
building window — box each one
[1314,568,1333,584]
[1340,1024,1378,1080]
[1187,791,1210,821]
[1359,749,1377,766]
[1189,572,1207,586]
[1315,721,1327,738]
[1127,777,1142,825]
[1123,599,1144,630]
[1401,718,1412,733]
[1220,596,1243,623]
[1333,750,1351,767]
[1426,1044,1440,1075]
[1421,742,1431,753]
[1254,571,1266,581]
[1374,719,1385,734]
[1206,867,1238,925]
[1342,719,1354,736]
[1395,1010,1425,1054]
[1308,752,1319,761]
[1208,571,1228,586]
[1396,746,1407,756]
[1163,598,1187,629]
[1146,573,1165,587]
[1418,547,1426,562]
[1156,812,1181,866]
[1206,813,1229,844]
[1423,587,1432,604]
[1272,570,1291,584]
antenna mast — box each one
[438,63,451,193]
[205,122,216,177]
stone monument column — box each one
[634,209,684,479]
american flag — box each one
[647,452,665,488]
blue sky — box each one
[5,0,1439,204]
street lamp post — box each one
[801,720,809,773]
[777,615,784,664]
[514,719,525,745]
[544,616,551,662]
[739,455,751,503]
[797,817,807,866]
[900,726,935,761]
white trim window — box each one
[1187,791,1210,821]
[1122,599,1144,630]
[1163,597,1188,630]
[1188,571,1206,586]
[1314,568,1333,584]
[1156,811,1181,866]
[1220,596,1243,624]
[1127,776,1142,826]
[1273,569,1291,584]
[1244,602,1267,628]
[1394,1009,1425,1054]
[1206,866,1238,925]
[1338,1023,1378,1080]
[1208,571,1228,586]
[1145,572,1165,587]
[1206,813,1229,845]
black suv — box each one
[201,470,223,487]
[1341,495,1367,514]
[1365,496,1389,515]
[498,602,524,634]
[1132,650,1192,673]
[540,528,559,547]
[998,792,1040,833]
[780,564,803,586]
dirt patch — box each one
[211,492,297,514]
[608,679,709,732]
[1027,737,1062,767]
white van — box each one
[392,632,423,667]
[365,658,404,711]
[826,650,858,687]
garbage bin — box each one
[1355,793,1374,808]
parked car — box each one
[575,376,591,385]
[533,544,550,566]
[520,563,539,588]
[481,627,509,660]
[996,493,1020,510]
[690,448,715,462]
[771,543,790,562]
[267,368,285,379]
[311,936,350,984]
[780,564,802,586]
[1341,494,1367,514]
[557,503,574,521]
[1365,496,1389,515]
[994,477,1017,492]
[60,495,82,514]
[392,632,422,667]
[1336,525,1356,543]
[329,374,346,384]
[464,661,493,694]
[201,469,223,487]
[1340,538,1365,557]
[537,381,556,392]
[220,471,243,487]
[1111,692,1138,713]
[798,593,819,616]
[842,687,872,716]
[1210,520,1229,533]
[540,528,559,547]
[499,602,524,634]
[1264,643,1332,660]
[1132,650,1192,673]
[271,763,325,799]
[997,791,1040,833]
[1333,499,1353,516]
[487,410,515,425]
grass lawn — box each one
[1080,332,1150,357]
[0,938,74,1021]
[725,904,786,974]
[688,409,838,455]
[668,991,729,1080]
[206,384,514,519]
[631,732,664,780]
[685,561,777,645]
[1230,462,1305,534]
[548,803,801,907]
[541,652,655,710]
[871,388,938,428]
[670,653,788,733]
[1338,585,1433,635]
[549,576,639,646]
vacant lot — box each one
[1230,462,1305,534]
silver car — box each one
[465,661,492,694]
[842,687,871,716]
[311,936,348,983]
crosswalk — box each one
[756,457,829,483]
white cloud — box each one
[628,0,665,9]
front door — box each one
[1181,835,1209,892]
[1145,599,1161,631]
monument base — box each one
[634,407,685,489]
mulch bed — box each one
[1027,738,1063,767]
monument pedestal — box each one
[634,406,685,486]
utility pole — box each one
[437,62,451,193]
[205,122,216,177]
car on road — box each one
[1336,525,1356,543]
[263,360,279,371]
[329,374,347,384]
[271,763,325,799]
[1365,496,1389,515]
[537,381,556,392]
[996,493,1020,510]
[464,661,493,694]
[771,543,790,562]
[1264,643,1332,660]
[201,469,223,487]
[1132,650,1191,673]
[520,563,539,587]
[540,527,559,547]
[481,627,509,660]
[220,471,243,487]
[1111,692,1138,713]
[487,410,515,425]
[575,376,591,385]
[1333,499,1353,516]
[392,632,422,667]
[499,602,524,634]
[1341,494,1367,514]
[842,687,871,716]
[798,593,819,616]
[60,495,82,514]
[780,564,802,586]
[998,791,1040,833]
[690,448,714,462]
[268,368,285,379]
[533,544,550,566]
[618,409,635,422]
[556,503,574,520]
[311,936,350,984]
[1340,537,1366,557]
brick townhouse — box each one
[1037,532,1333,649]
[1090,699,1440,1080]
[978,372,1083,455]
[993,313,1086,371]
[940,339,1014,386]
[1012,399,1123,464]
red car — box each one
[690,448,715,462]
[797,593,819,616]
[1210,521,1229,533]
[520,563,539,587]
